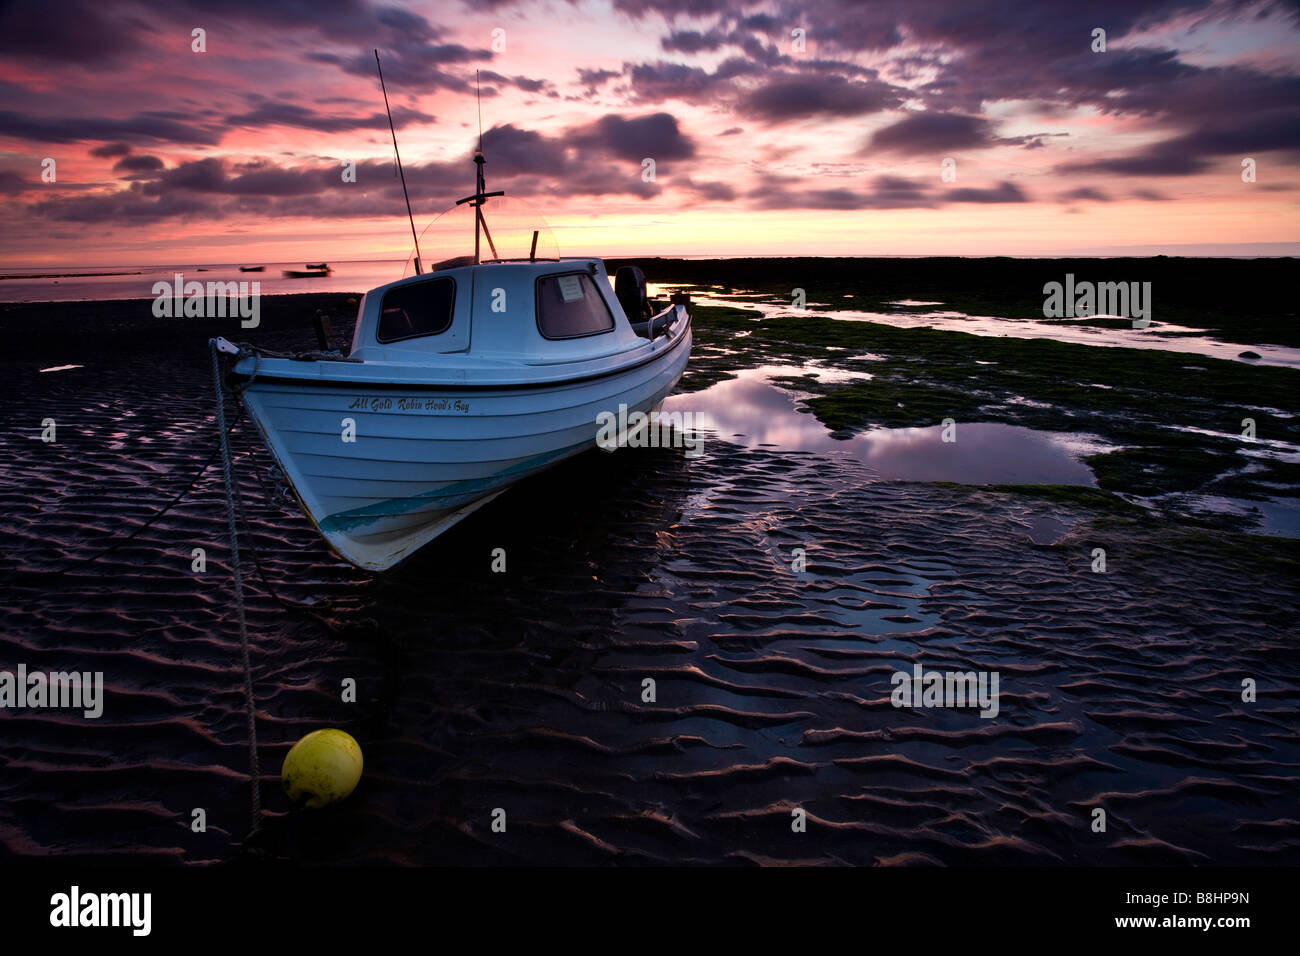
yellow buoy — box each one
[281,729,363,809]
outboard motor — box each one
[615,266,651,324]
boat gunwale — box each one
[232,307,691,392]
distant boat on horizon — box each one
[239,265,264,272]
[282,263,331,278]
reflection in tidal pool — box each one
[664,367,1103,485]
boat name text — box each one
[348,396,471,413]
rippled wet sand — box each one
[2,297,1298,866]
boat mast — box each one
[456,71,503,264]
[375,49,423,275]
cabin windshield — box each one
[402,196,560,277]
[377,276,456,343]
[536,272,615,338]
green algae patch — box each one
[1086,445,1244,497]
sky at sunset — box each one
[1,0,1297,266]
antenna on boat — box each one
[375,48,423,275]
[456,69,504,264]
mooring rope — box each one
[209,339,262,834]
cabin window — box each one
[377,277,456,343]
[535,272,615,339]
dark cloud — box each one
[306,8,492,91]
[624,59,762,103]
[90,142,132,159]
[0,0,474,72]
[704,28,784,66]
[181,0,376,40]
[308,47,488,93]
[478,71,554,95]
[1089,59,1299,121]
[141,157,329,197]
[737,13,782,32]
[0,0,143,64]
[538,166,661,201]
[572,113,695,164]
[577,68,621,89]
[1178,106,1300,155]
[663,20,883,72]
[866,112,1021,154]
[0,170,40,195]
[1059,150,1209,177]
[946,181,1029,203]
[750,173,937,210]
[741,73,902,121]
[611,0,733,17]
[872,175,935,203]
[23,154,457,226]
[28,185,222,225]
[0,109,222,146]
[1057,186,1111,202]
[686,179,737,201]
[605,0,1300,184]
[374,5,432,34]
[113,154,166,175]
[661,30,727,54]
[480,125,570,178]
[1052,106,1300,179]
[13,106,710,228]
[225,102,435,133]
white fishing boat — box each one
[221,141,691,571]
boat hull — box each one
[238,324,691,570]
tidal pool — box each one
[664,367,1102,485]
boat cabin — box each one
[348,257,655,363]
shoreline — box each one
[4,253,1297,347]
[0,290,364,308]
[0,270,144,280]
